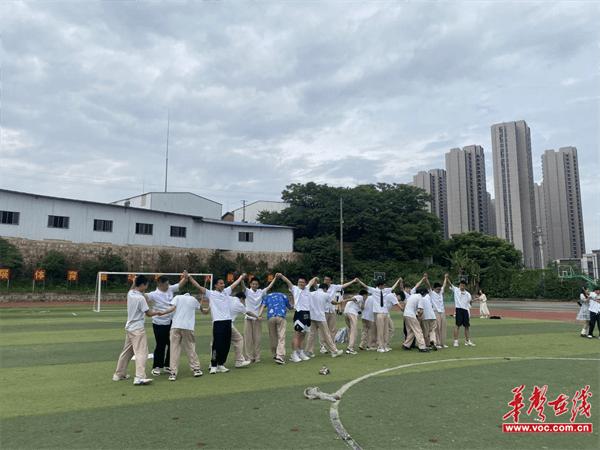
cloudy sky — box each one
[1,1,599,249]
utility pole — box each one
[242,200,247,222]
[164,111,170,192]
[340,196,344,284]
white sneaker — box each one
[466,341,476,346]
[216,365,230,373]
[377,348,386,353]
[453,340,459,347]
[151,368,161,376]
[436,345,443,349]
[168,374,177,381]
[209,366,217,374]
[443,345,449,348]
[133,377,152,385]
[290,351,302,363]
[235,360,251,368]
[331,349,343,358]
[320,345,328,354]
[193,369,203,377]
[304,351,316,358]
[112,374,130,381]
[298,350,310,361]
[384,347,392,352]
[345,349,357,355]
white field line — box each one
[327,356,600,450]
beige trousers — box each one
[114,328,148,379]
[268,316,287,359]
[435,311,447,346]
[420,319,437,346]
[231,325,246,362]
[244,318,262,361]
[169,328,201,375]
[344,313,358,350]
[404,316,426,349]
[386,315,395,347]
[375,313,389,349]
[319,312,337,347]
[305,320,338,354]
[359,319,377,349]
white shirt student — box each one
[148,282,180,325]
[170,293,200,330]
[362,295,375,322]
[344,295,363,316]
[205,286,233,322]
[125,290,150,331]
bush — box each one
[41,250,68,282]
[0,237,23,278]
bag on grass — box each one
[335,327,348,344]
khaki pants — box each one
[375,313,389,350]
[386,315,394,347]
[305,320,338,354]
[319,312,337,348]
[169,328,201,375]
[344,313,358,350]
[404,316,426,349]
[244,318,262,361]
[114,328,148,379]
[360,319,376,349]
[268,316,287,359]
[435,311,447,346]
[421,319,437,346]
[231,325,246,362]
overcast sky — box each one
[1,1,599,249]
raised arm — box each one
[188,276,208,295]
[307,276,319,289]
[414,276,425,289]
[390,277,403,291]
[341,278,358,290]
[444,273,455,290]
[356,278,370,289]
[229,273,247,291]
[278,273,294,290]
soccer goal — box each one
[92,272,213,312]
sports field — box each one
[1,304,598,449]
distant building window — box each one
[238,231,254,242]
[48,215,69,229]
[135,223,153,235]
[93,219,113,232]
[0,211,19,225]
[170,226,186,238]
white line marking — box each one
[328,356,600,449]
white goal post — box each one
[93,272,213,312]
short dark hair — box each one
[235,292,246,299]
[323,275,333,280]
[134,275,148,287]
[416,286,429,296]
[375,277,385,287]
[404,282,413,289]
[433,282,442,289]
[459,279,467,285]
[250,277,260,284]
[398,290,406,301]
[297,277,307,282]
[359,289,368,296]
[157,275,169,284]
[319,283,328,290]
[215,278,225,285]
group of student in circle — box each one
[576,286,600,339]
[112,271,483,386]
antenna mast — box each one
[164,111,170,192]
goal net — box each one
[93,272,213,312]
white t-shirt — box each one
[245,288,266,319]
[344,295,363,316]
[291,285,312,312]
[229,296,247,322]
[170,294,200,331]
[420,294,436,320]
[429,289,445,313]
[383,293,399,314]
[205,287,233,322]
[589,292,600,313]
[362,296,375,322]
[452,286,472,310]
[148,283,179,325]
[309,289,331,322]
[404,293,422,319]
[368,287,393,314]
[325,284,342,313]
[125,290,149,331]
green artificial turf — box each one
[0,306,598,449]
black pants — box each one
[589,312,599,336]
[211,320,232,367]
[153,323,171,368]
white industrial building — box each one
[112,192,222,219]
[0,190,293,253]
[231,200,289,223]
[581,250,600,281]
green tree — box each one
[41,250,68,282]
[0,237,23,278]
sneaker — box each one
[588,335,593,339]
[430,345,438,351]
[304,351,316,358]
[466,341,476,347]
[168,374,177,381]
[436,345,443,349]
[401,345,411,351]
[580,334,588,338]
[209,366,217,374]
[274,356,285,365]
[366,347,376,351]
[290,352,302,363]
[320,345,328,354]
[216,365,230,373]
[112,374,130,381]
[151,368,161,376]
[358,345,366,351]
[298,350,310,361]
[331,349,343,358]
[254,359,261,364]
[133,377,152,385]
[443,345,449,348]
[235,360,251,368]
[418,348,430,353]
[345,349,357,355]
[193,369,203,377]
[164,367,172,374]
[376,348,386,353]
[453,340,459,347]
[384,347,392,352]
